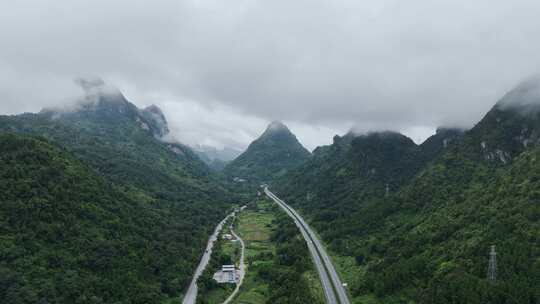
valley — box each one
[1,77,539,304]
[4,1,540,303]
[194,198,325,304]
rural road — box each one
[222,226,246,304]
[182,210,237,304]
[265,188,350,304]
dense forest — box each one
[260,212,323,304]
[0,134,222,302]
[274,85,540,303]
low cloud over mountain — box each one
[2,0,540,150]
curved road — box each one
[222,227,246,304]
[265,188,350,304]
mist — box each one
[497,75,540,112]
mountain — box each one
[140,104,170,138]
[224,121,311,183]
[273,79,540,303]
[3,79,226,201]
[273,129,451,224]
[41,79,171,141]
[0,79,236,302]
[459,78,540,164]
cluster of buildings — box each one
[213,264,239,284]
[213,232,239,284]
[212,206,247,284]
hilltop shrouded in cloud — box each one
[2,0,540,150]
[75,77,105,92]
[497,75,540,111]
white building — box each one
[213,265,238,283]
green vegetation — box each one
[275,95,540,303]
[196,199,325,304]
[0,133,214,303]
[235,200,324,304]
[197,216,239,304]
[0,92,236,303]
[5,78,540,304]
[224,121,310,185]
[232,202,275,303]
[0,102,232,206]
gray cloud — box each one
[2,0,540,150]
[497,75,540,110]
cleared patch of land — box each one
[232,199,325,304]
[233,200,275,304]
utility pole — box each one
[487,245,497,284]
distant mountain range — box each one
[192,145,242,171]
[223,121,311,183]
[273,78,540,303]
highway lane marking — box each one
[264,187,350,304]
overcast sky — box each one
[2,0,540,151]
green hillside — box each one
[224,121,310,184]
[0,134,222,303]
[0,90,232,208]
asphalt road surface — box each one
[265,188,351,304]
[182,211,236,304]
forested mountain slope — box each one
[0,79,230,205]
[0,134,221,303]
[274,129,460,223]
[0,80,236,303]
[224,121,310,183]
[419,127,464,161]
[274,80,540,303]
[347,131,540,303]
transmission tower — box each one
[487,245,497,284]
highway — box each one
[265,188,350,304]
